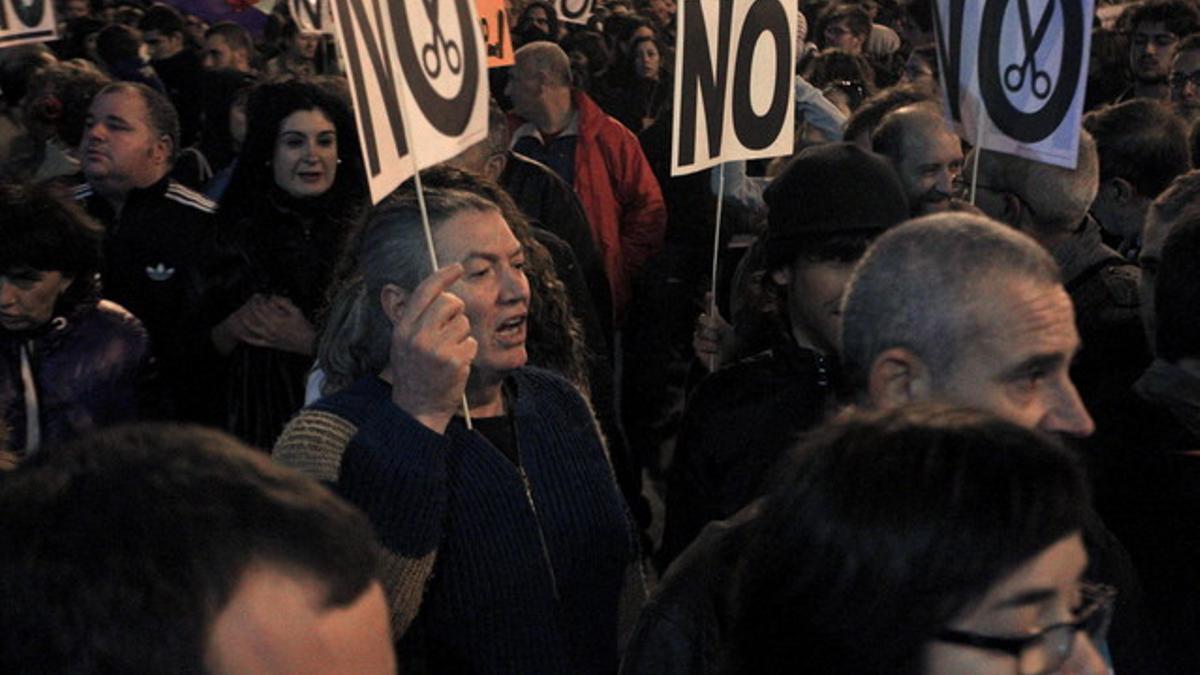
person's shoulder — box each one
[307,376,392,421]
[163,180,218,215]
[275,379,390,480]
[88,300,149,338]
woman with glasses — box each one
[721,404,1111,675]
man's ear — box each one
[379,284,408,325]
[154,134,174,167]
[483,152,508,182]
[866,347,933,410]
[1106,176,1134,205]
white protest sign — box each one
[0,0,57,48]
[332,0,489,204]
[671,0,796,177]
[557,0,595,25]
[290,0,334,35]
[934,0,1093,169]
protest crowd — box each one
[3,0,1200,672]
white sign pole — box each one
[706,163,725,371]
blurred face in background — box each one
[633,39,660,80]
[1170,48,1200,122]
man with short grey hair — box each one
[841,212,1093,436]
[841,212,1159,673]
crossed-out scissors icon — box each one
[1003,0,1055,100]
[421,0,462,79]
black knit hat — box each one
[763,142,909,268]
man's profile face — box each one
[1131,21,1180,84]
[203,34,246,71]
[1170,48,1200,122]
[206,565,395,674]
[896,128,963,216]
[81,89,170,193]
[142,29,182,61]
[504,59,541,119]
[930,276,1094,437]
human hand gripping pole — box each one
[386,264,478,435]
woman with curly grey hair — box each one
[275,184,638,673]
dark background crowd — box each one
[2,0,1200,672]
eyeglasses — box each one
[937,583,1116,675]
[1169,71,1200,90]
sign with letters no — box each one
[332,0,489,204]
[934,0,1094,169]
[671,0,796,177]
[0,0,57,48]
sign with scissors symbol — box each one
[1003,0,1054,99]
[933,0,1092,170]
[422,0,463,79]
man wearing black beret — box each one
[658,142,910,569]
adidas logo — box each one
[145,263,176,281]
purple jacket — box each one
[0,299,152,454]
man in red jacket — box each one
[506,41,667,324]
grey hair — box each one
[975,131,1099,234]
[514,41,573,87]
[317,188,500,395]
[840,213,1061,393]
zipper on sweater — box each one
[517,464,561,602]
[815,353,830,387]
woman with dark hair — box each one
[722,404,1111,675]
[200,78,367,448]
[275,186,638,674]
[0,181,152,462]
[604,35,671,133]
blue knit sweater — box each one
[274,367,635,673]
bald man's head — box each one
[872,104,964,216]
[506,42,572,121]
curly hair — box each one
[217,77,367,223]
[412,166,591,394]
